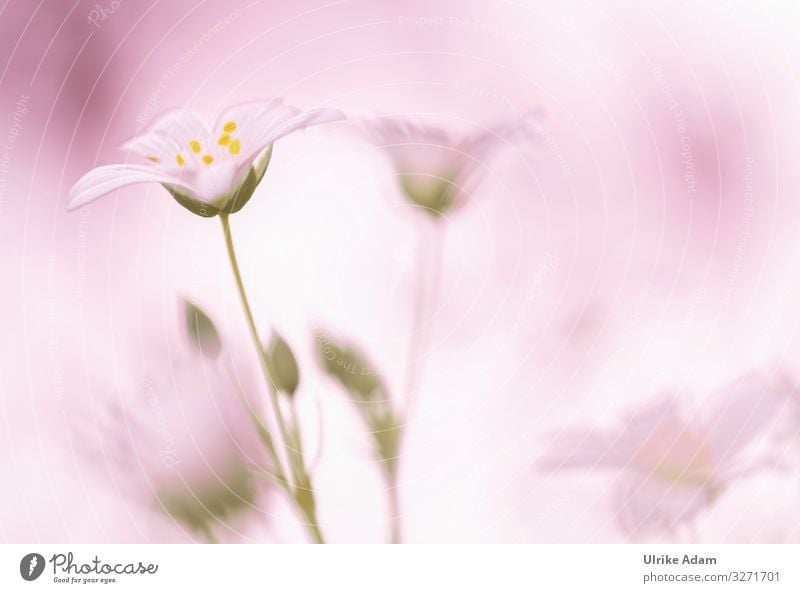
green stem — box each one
[200,524,218,544]
[404,224,444,416]
[220,213,324,544]
[387,466,402,544]
[383,225,443,544]
[224,361,293,496]
[403,226,429,414]
[310,522,324,544]
[296,485,324,544]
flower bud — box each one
[265,331,300,397]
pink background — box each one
[2,0,800,542]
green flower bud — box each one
[265,331,300,397]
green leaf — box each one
[314,332,384,401]
[184,299,222,359]
[161,462,256,536]
[265,331,300,396]
[315,331,402,479]
[371,409,402,477]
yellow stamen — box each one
[146,155,159,162]
[217,133,230,146]
[189,140,202,153]
[202,154,214,165]
[223,121,237,133]
[176,153,185,166]
[228,138,241,155]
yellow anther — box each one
[228,138,240,155]
[217,133,230,146]
[223,121,237,133]
[176,153,185,166]
[146,155,159,162]
[202,154,214,165]
[189,140,202,153]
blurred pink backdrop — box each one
[2,0,800,542]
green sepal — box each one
[399,169,458,219]
[162,145,274,217]
[183,299,222,359]
[163,185,220,218]
[222,145,273,214]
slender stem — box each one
[220,214,292,447]
[387,467,401,544]
[404,224,444,417]
[301,506,325,544]
[224,361,292,496]
[200,524,218,544]
[387,226,430,545]
[220,213,324,543]
[385,223,445,544]
[403,227,429,415]
[308,521,324,544]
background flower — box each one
[540,373,793,537]
[361,113,536,217]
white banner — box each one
[0,544,797,592]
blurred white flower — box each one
[68,99,345,215]
[363,113,536,218]
[69,316,271,541]
[540,373,792,536]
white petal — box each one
[189,160,239,205]
[363,116,461,174]
[263,107,345,142]
[143,108,210,141]
[120,109,210,163]
[454,116,539,196]
[623,393,686,443]
[614,474,712,535]
[462,112,536,163]
[232,103,300,163]
[541,399,686,475]
[214,99,285,132]
[365,116,456,148]
[539,429,635,471]
[120,133,181,161]
[67,164,195,210]
[240,107,346,166]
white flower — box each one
[363,113,535,218]
[540,373,791,536]
[68,99,345,216]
